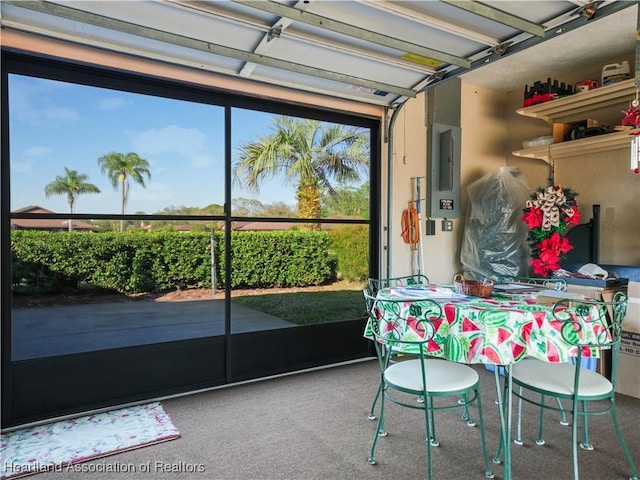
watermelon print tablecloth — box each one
[363,286,606,366]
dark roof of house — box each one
[231,221,297,231]
[11,205,97,231]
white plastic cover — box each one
[577,263,609,279]
[460,167,531,280]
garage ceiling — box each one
[0,1,637,108]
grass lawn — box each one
[231,284,366,325]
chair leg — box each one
[570,397,580,480]
[492,369,508,464]
[514,387,524,446]
[536,394,546,445]
[579,400,594,451]
[610,401,640,480]
[422,393,434,480]
[473,389,495,479]
[459,394,475,426]
[418,395,441,447]
[428,397,439,446]
[368,387,387,465]
[556,396,569,426]
[368,382,382,420]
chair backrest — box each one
[493,275,567,291]
[552,291,627,385]
[363,287,442,354]
[367,274,429,296]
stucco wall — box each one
[387,57,640,282]
[385,84,510,284]
[505,56,640,266]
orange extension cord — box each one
[400,204,419,249]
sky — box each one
[8,73,302,215]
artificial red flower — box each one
[531,258,554,277]
[539,232,574,256]
[565,207,581,225]
[522,207,543,229]
[539,249,560,266]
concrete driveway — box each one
[11,299,296,360]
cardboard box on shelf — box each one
[616,281,640,399]
[534,289,584,305]
[566,284,626,301]
[552,118,610,144]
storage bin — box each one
[569,356,598,371]
[485,364,506,376]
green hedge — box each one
[327,225,369,282]
[11,226,370,294]
[11,230,336,294]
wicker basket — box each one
[453,274,495,297]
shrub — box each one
[327,225,369,282]
[11,229,337,294]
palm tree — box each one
[233,116,369,229]
[97,151,151,231]
[44,167,101,231]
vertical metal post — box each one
[385,105,403,279]
[415,177,426,276]
[210,229,217,295]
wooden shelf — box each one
[517,78,636,124]
[512,129,636,162]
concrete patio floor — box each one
[11,299,296,361]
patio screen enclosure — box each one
[1,51,380,427]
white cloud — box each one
[190,155,212,168]
[41,106,78,122]
[97,97,128,111]
[11,159,34,173]
[11,146,52,173]
[24,146,52,157]
[10,76,80,125]
[130,125,208,161]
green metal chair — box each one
[492,275,572,427]
[364,288,494,479]
[367,273,430,296]
[492,275,568,292]
[510,292,638,480]
[366,274,430,421]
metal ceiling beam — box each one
[3,0,417,98]
[358,0,501,47]
[435,0,635,90]
[233,0,471,68]
[2,19,394,107]
[440,0,545,38]
[235,0,312,78]
[171,0,435,77]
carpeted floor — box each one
[21,360,640,480]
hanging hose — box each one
[401,203,420,248]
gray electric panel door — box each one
[426,78,461,218]
[428,123,461,217]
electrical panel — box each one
[427,123,461,218]
[425,78,462,219]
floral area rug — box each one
[1,402,180,479]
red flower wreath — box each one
[522,184,580,277]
